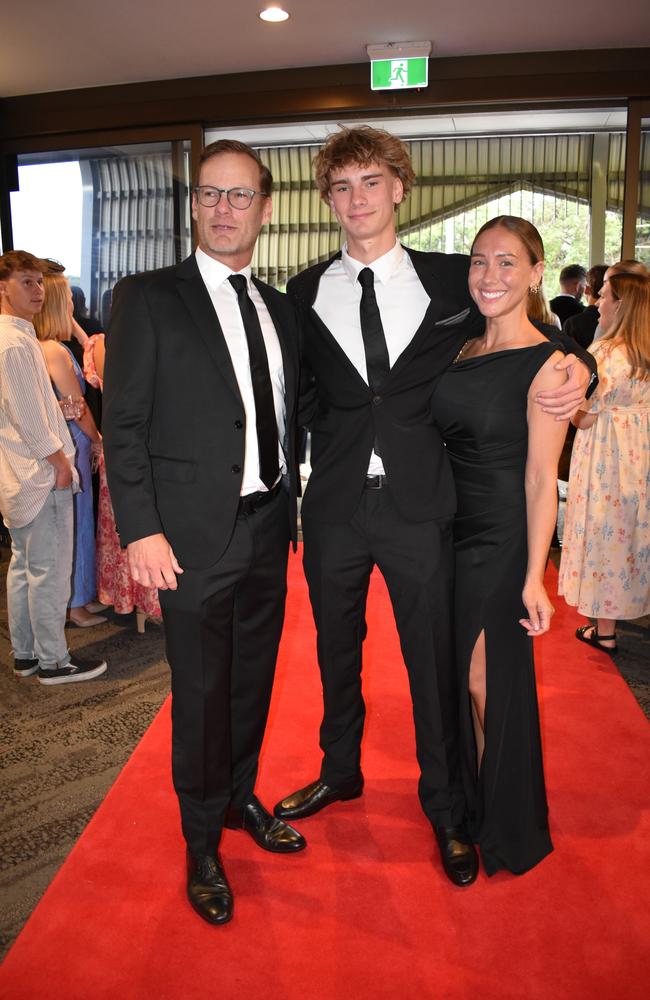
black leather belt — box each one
[365,475,387,490]
[237,480,282,515]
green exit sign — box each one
[371,57,428,91]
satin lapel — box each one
[253,278,297,416]
[302,252,370,392]
[387,300,440,380]
[301,252,342,308]
[308,307,370,392]
[402,245,444,318]
[387,247,461,380]
[175,256,241,403]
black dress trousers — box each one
[159,489,290,855]
[302,481,465,828]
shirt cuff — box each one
[28,432,65,461]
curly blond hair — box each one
[313,126,415,204]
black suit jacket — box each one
[289,247,597,526]
[103,254,300,570]
[550,295,585,325]
[563,304,599,349]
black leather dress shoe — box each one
[186,851,233,925]
[273,775,364,821]
[225,796,306,853]
[434,825,479,887]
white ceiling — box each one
[207,109,629,145]
[2,0,649,99]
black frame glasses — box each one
[194,186,266,210]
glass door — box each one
[8,139,192,324]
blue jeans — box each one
[7,488,74,669]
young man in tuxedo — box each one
[550,263,587,325]
[274,126,596,887]
[103,141,304,926]
[563,264,607,347]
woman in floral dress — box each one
[559,271,650,653]
[83,334,161,630]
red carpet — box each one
[1,554,648,999]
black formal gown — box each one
[431,342,557,876]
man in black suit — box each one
[103,140,304,926]
[563,264,607,348]
[550,264,587,325]
[274,127,596,888]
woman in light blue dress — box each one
[35,272,106,627]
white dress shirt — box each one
[195,248,286,495]
[313,240,430,475]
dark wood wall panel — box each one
[1,49,649,149]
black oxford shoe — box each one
[273,775,364,821]
[225,796,306,853]
[186,851,233,925]
[434,825,479,887]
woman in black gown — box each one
[432,216,569,875]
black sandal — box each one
[575,624,618,655]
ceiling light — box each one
[259,6,290,21]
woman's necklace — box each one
[452,338,473,364]
[453,332,533,364]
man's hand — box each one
[54,462,73,490]
[47,448,73,489]
[127,533,183,590]
[535,353,590,420]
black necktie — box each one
[357,268,390,391]
[228,274,279,491]
[358,267,390,457]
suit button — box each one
[234,420,243,429]
[372,395,382,404]
[231,464,241,474]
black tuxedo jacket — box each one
[289,246,597,526]
[288,247,484,525]
[103,254,300,570]
[563,304,599,349]
[550,295,585,325]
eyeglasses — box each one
[194,186,266,210]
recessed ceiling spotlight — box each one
[259,6,290,22]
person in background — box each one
[527,282,561,328]
[83,331,161,631]
[556,265,610,497]
[100,288,112,331]
[49,268,103,526]
[591,261,650,342]
[70,284,103,429]
[34,271,106,627]
[564,265,607,349]
[71,285,103,338]
[0,249,106,685]
[551,264,587,325]
[558,271,650,652]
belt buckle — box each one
[366,475,384,490]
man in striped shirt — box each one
[0,250,106,685]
